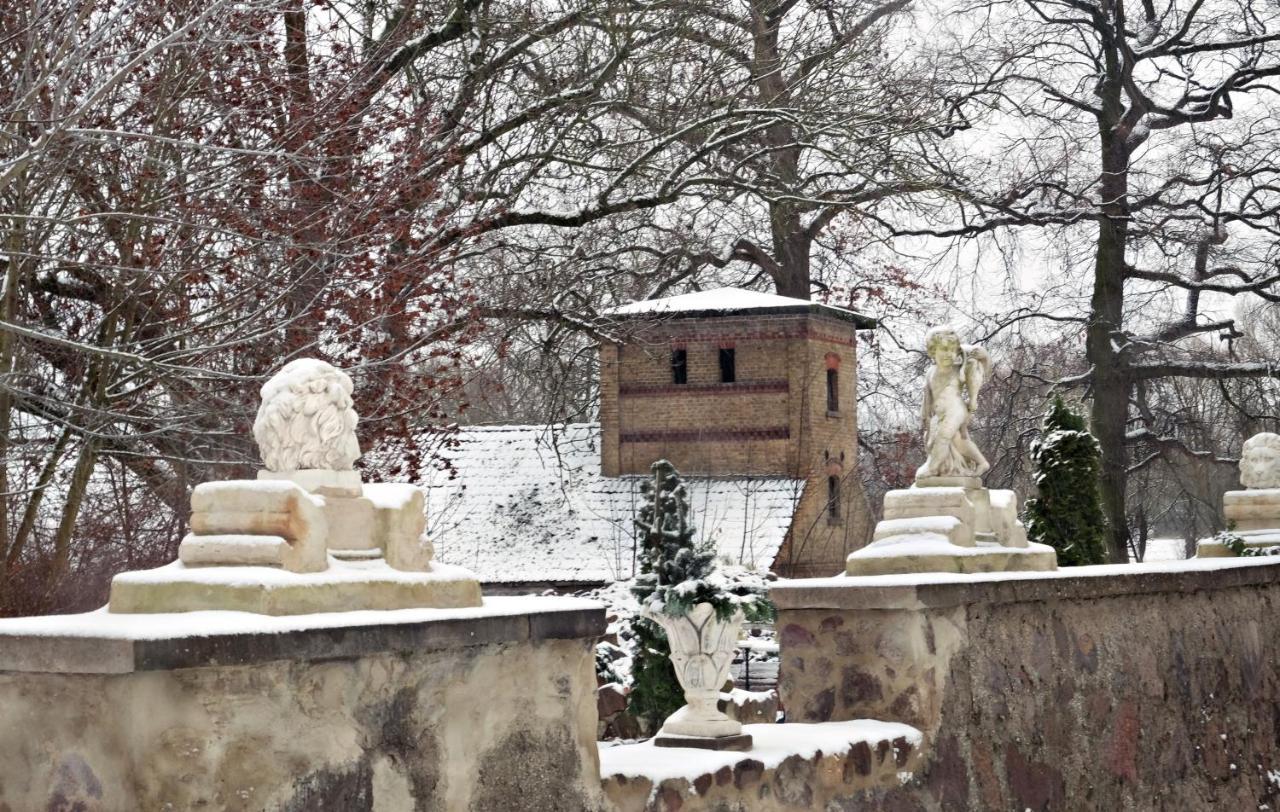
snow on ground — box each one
[1140,537,1191,562]
[424,423,799,584]
[598,720,921,786]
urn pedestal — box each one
[645,602,752,751]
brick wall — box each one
[600,313,872,577]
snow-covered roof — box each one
[604,287,875,328]
[424,423,802,584]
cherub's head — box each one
[252,358,361,472]
[1240,432,1280,489]
[924,326,963,365]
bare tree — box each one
[882,0,1280,559]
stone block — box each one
[180,480,327,573]
[883,488,976,546]
[321,493,379,551]
[1223,489,1280,531]
[874,515,968,547]
[258,467,363,497]
[988,489,1029,548]
[365,483,433,570]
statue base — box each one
[1195,530,1280,558]
[108,559,482,615]
[914,475,984,489]
[847,538,1058,576]
[855,480,1052,575]
[653,732,754,751]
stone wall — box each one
[601,721,922,812]
[773,559,1280,811]
[0,598,609,812]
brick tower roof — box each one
[604,286,876,329]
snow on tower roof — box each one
[423,423,801,585]
[604,287,876,328]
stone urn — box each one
[644,601,747,742]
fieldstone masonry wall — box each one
[774,559,1280,811]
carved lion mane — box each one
[1240,432,1280,490]
[253,358,361,471]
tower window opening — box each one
[827,476,841,522]
[671,348,688,384]
[826,368,839,413]
[719,348,736,383]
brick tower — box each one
[599,288,877,577]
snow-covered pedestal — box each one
[111,358,481,614]
[1198,433,1280,557]
[110,558,482,615]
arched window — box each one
[827,475,841,522]
[825,353,841,413]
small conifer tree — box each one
[626,460,772,731]
[1025,396,1109,566]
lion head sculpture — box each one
[253,358,361,472]
[1240,432,1280,490]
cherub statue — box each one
[915,326,991,481]
[252,358,361,472]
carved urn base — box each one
[644,601,748,744]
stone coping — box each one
[0,596,604,675]
[773,556,1280,611]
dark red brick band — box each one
[619,380,789,397]
[619,427,791,443]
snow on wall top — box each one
[604,287,875,328]
[423,423,802,584]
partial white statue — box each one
[253,358,361,472]
[1240,432,1280,490]
[915,326,991,481]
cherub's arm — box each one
[920,369,934,437]
[961,345,990,413]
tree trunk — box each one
[772,225,812,299]
[1088,31,1133,563]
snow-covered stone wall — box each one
[773,558,1280,810]
[0,599,608,811]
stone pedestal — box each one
[1197,489,1280,557]
[653,732,753,750]
[109,559,483,614]
[848,480,1053,576]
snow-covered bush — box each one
[631,460,773,622]
[626,460,774,731]
[1025,396,1108,566]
